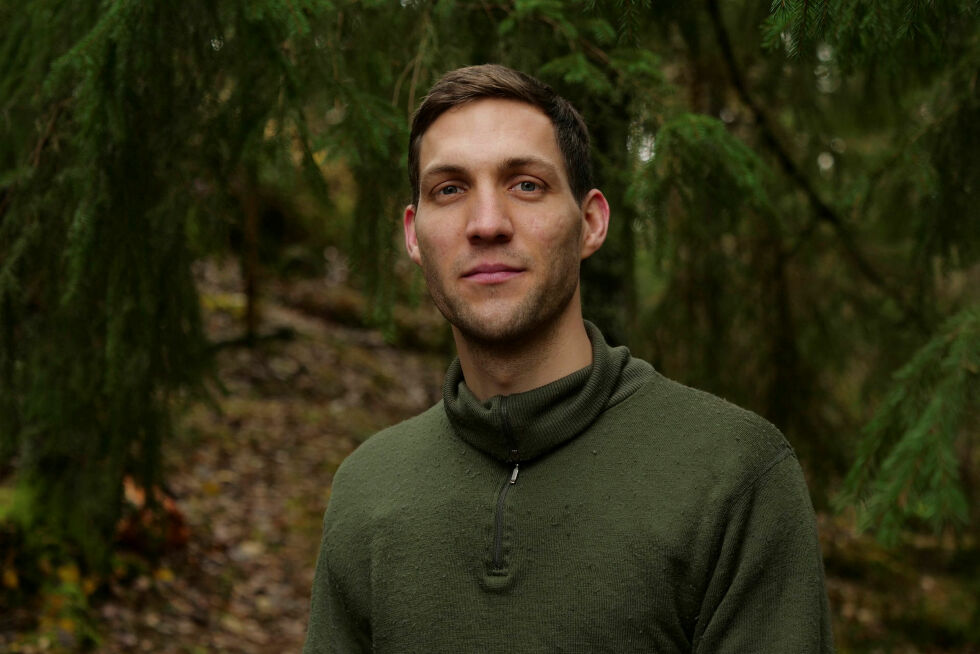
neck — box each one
[452,297,593,402]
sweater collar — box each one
[442,321,639,463]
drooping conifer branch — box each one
[705,0,929,333]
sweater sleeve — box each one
[303,486,373,653]
[692,451,834,653]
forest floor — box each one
[4,261,978,653]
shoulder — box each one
[607,365,795,490]
[331,402,450,491]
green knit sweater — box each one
[304,323,833,653]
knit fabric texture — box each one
[304,323,834,653]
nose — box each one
[464,187,513,245]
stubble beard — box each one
[420,245,582,350]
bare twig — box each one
[0,99,69,221]
[406,29,428,118]
[31,103,65,168]
[392,56,417,108]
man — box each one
[305,64,833,653]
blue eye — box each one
[517,181,538,192]
[439,185,460,195]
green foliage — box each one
[0,0,329,570]
[763,0,977,67]
[839,305,979,544]
[647,114,774,238]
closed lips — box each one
[463,263,523,276]
[462,264,525,283]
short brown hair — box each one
[408,64,593,206]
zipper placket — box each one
[492,397,520,570]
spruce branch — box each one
[706,0,929,333]
[0,98,69,221]
[837,304,979,543]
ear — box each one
[403,204,423,266]
[579,189,610,260]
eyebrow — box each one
[498,156,559,177]
[420,156,561,186]
[419,164,467,185]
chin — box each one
[451,309,553,348]
[433,280,578,349]
[457,323,523,345]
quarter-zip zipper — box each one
[492,398,520,570]
[492,462,519,569]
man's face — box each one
[404,98,607,345]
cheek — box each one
[530,213,582,253]
[416,229,455,270]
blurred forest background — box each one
[1,0,978,651]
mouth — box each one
[461,263,525,284]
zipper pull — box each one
[509,463,520,484]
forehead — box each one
[418,98,564,178]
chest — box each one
[354,449,713,652]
